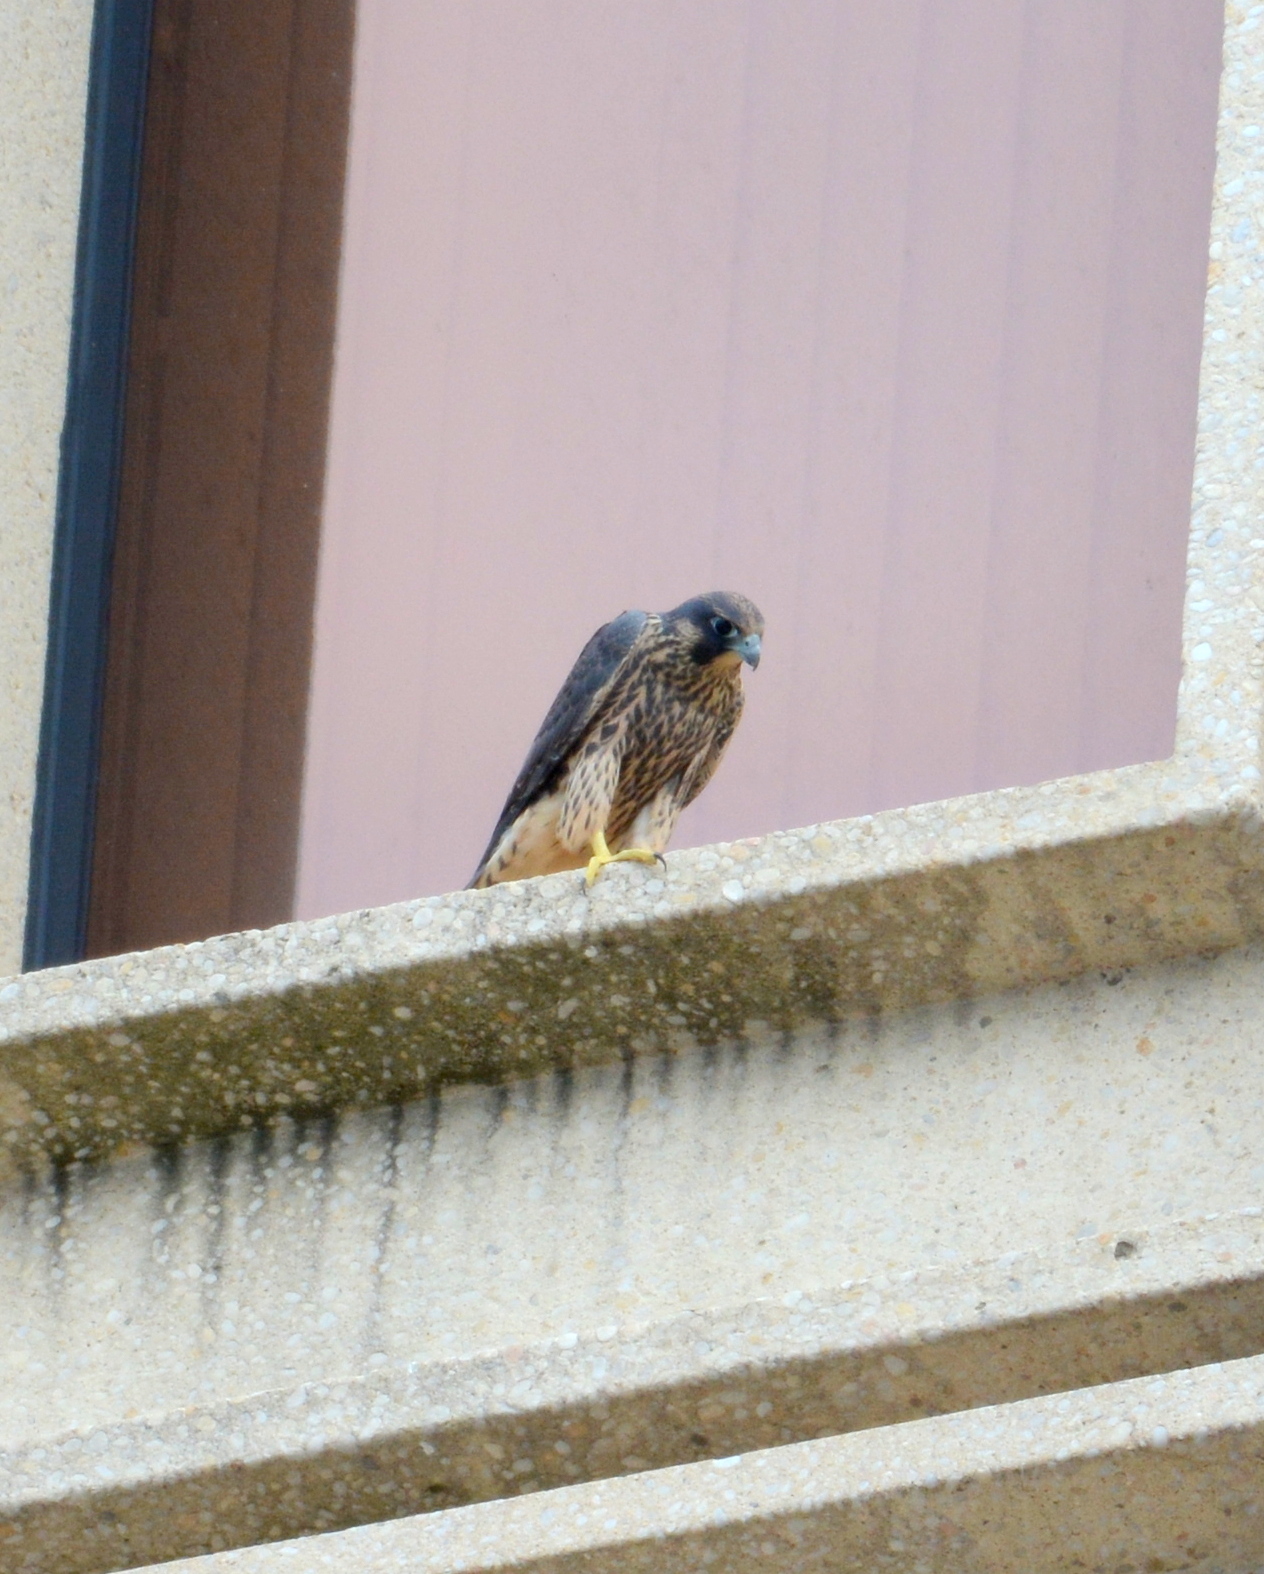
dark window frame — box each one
[25,0,155,970]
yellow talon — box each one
[585,830,661,887]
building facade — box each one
[3,3,1264,1571]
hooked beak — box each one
[734,632,761,670]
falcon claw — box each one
[584,831,662,887]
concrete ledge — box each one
[5,1221,1264,1573]
[1,774,1261,1172]
[6,941,1264,1571]
[0,5,1258,1172]
[149,1352,1264,1572]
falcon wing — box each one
[468,609,649,886]
[678,695,743,811]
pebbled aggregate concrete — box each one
[144,1352,1264,1573]
[1,793,1263,1172]
[7,942,1264,1570]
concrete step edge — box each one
[144,1348,1264,1572]
[7,1206,1264,1573]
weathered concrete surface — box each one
[0,0,95,971]
[148,1353,1264,1572]
[6,943,1264,1571]
[2,785,1262,1171]
[2,2,1262,1168]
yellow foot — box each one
[584,830,664,887]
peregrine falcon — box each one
[469,592,764,889]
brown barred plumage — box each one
[469,593,763,888]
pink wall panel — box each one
[297,0,1221,917]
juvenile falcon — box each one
[469,592,764,888]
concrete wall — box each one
[7,946,1264,1569]
[0,0,96,972]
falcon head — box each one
[668,592,764,670]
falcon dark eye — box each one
[711,617,735,639]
